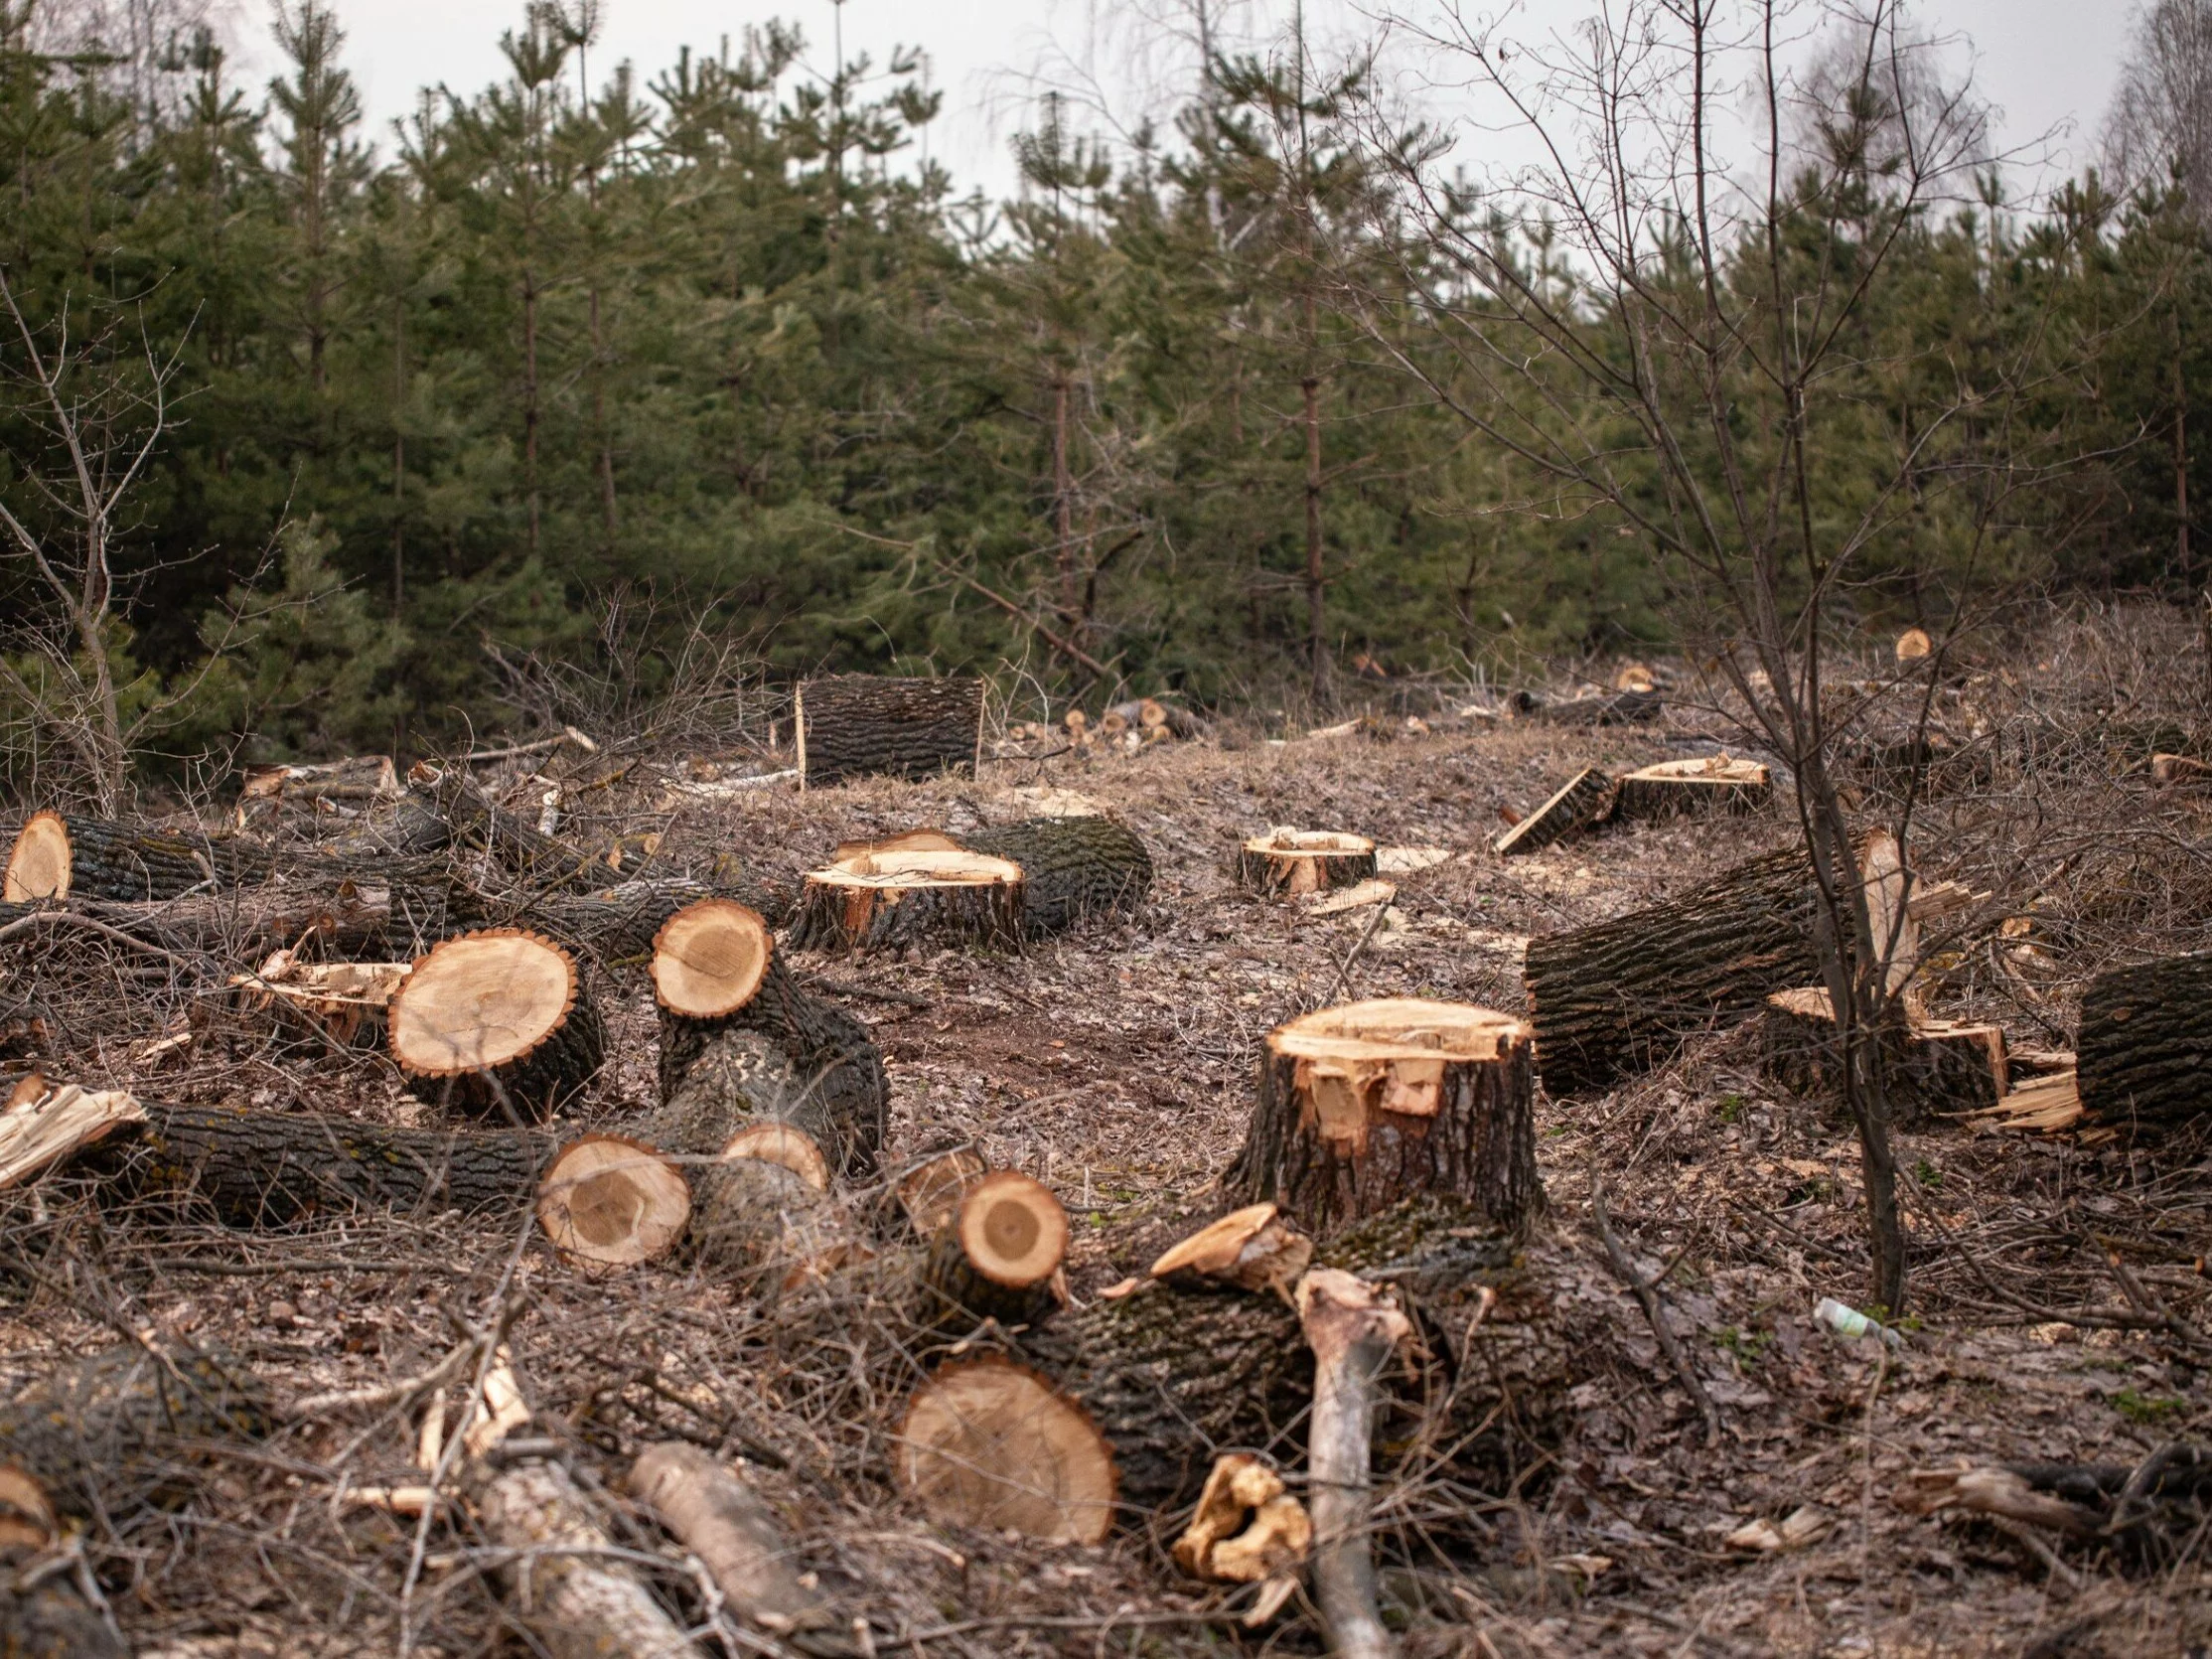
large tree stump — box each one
[1523,843,1829,1096]
[1226,999,1542,1238]
[795,675,984,788]
[1759,985,2007,1125]
[1236,830,1379,897]
[959,817,1154,936]
[3,812,269,902]
[650,898,887,1178]
[1494,768,1613,856]
[787,847,1024,954]
[387,929,605,1121]
[918,1171,1067,1332]
[1612,756,1772,820]
[2078,951,2212,1131]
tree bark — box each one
[2078,951,2212,1131]
[388,929,605,1122]
[958,816,1153,937]
[626,1443,834,1642]
[794,676,984,788]
[1236,830,1378,897]
[788,851,1024,956]
[1494,768,1613,856]
[4,813,272,903]
[1759,986,2006,1127]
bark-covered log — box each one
[388,930,606,1121]
[0,1535,124,1656]
[3,812,272,903]
[918,1171,1066,1332]
[958,816,1153,937]
[1300,1270,1408,1659]
[407,763,601,893]
[1612,756,1773,820]
[787,848,1024,955]
[527,875,790,960]
[1520,690,1663,726]
[2078,951,2212,1131]
[626,1443,835,1642]
[1494,768,1614,857]
[1523,843,1828,1096]
[795,674,984,788]
[1235,830,1379,897]
[1758,986,2007,1126]
[1226,999,1543,1238]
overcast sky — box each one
[238,0,2139,203]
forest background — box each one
[0,0,2207,791]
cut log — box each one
[536,1135,692,1271]
[686,1153,861,1281]
[1758,985,2007,1124]
[1299,1270,1412,1659]
[959,816,1154,936]
[80,875,416,957]
[1896,627,1933,662]
[3,812,269,902]
[787,848,1024,954]
[0,1466,124,1656]
[387,929,605,1121]
[1520,689,1662,725]
[919,1171,1067,1332]
[527,874,791,960]
[1236,830,1379,897]
[1150,1203,1312,1296]
[795,675,984,788]
[893,1357,1116,1544]
[889,1142,988,1236]
[1612,755,1773,820]
[238,755,400,815]
[1493,768,1614,856]
[626,1442,834,1641]
[1225,999,1542,1238]
[2078,951,2212,1131]
[1172,1454,1310,1584]
[407,763,600,893]
[230,957,411,1049]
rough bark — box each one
[1235,831,1379,897]
[1520,690,1663,726]
[959,817,1154,937]
[4,813,272,903]
[408,765,600,894]
[795,675,983,788]
[2078,951,2212,1131]
[1494,769,1614,857]
[0,1539,124,1656]
[787,852,1025,956]
[916,1172,1066,1333]
[529,876,788,960]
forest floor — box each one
[4,620,2211,1657]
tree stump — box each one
[1758,986,2007,1125]
[1612,756,1772,819]
[3,812,268,902]
[1235,830,1379,897]
[918,1171,1067,1332]
[795,675,984,787]
[1494,768,1614,856]
[1226,999,1542,1238]
[893,1358,1117,1545]
[536,1135,692,1271]
[2078,951,2212,1131]
[959,816,1154,936]
[787,848,1024,954]
[387,930,605,1120]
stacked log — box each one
[385,930,605,1120]
[1758,985,2007,1125]
[1226,999,1543,1238]
[3,812,270,902]
[1236,830,1379,897]
[787,846,1024,954]
[1612,755,1772,819]
[794,675,984,788]
[1494,768,1613,856]
[2077,951,2212,1131]
[959,816,1153,936]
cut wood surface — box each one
[787,847,1024,954]
[1226,999,1542,1238]
[1494,768,1613,856]
[626,1442,833,1640]
[795,674,984,788]
[890,1143,989,1235]
[387,929,604,1120]
[920,1170,1067,1331]
[893,1357,1116,1544]
[1236,829,1379,897]
[1969,1071,2083,1134]
[536,1134,691,1270]
[0,1083,147,1188]
[651,898,772,1017]
[4,813,269,903]
[1149,1203,1312,1296]
[231,957,411,1048]
[2078,950,2212,1131]
[1759,986,2008,1123]
[959,816,1154,936]
[1612,755,1772,820]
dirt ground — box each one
[4,616,2211,1658]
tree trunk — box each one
[1520,690,1663,726]
[388,929,605,1121]
[626,1443,834,1643]
[1494,768,1613,857]
[794,676,984,788]
[1226,1000,1542,1238]
[958,816,1153,937]
[917,1170,1066,1333]
[1235,830,1378,897]
[4,813,272,903]
[2077,951,2212,1131]
[788,849,1024,956]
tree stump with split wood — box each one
[1226,999,1542,1238]
[2078,951,2212,1131]
[386,929,605,1120]
[1236,830,1378,897]
[959,816,1153,937]
[1759,985,2007,1126]
[3,812,270,902]
[787,847,1024,954]
[1494,768,1613,856]
[795,675,984,788]
[1612,756,1772,820]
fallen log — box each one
[1300,1270,1411,1659]
[1760,985,2007,1124]
[0,1466,125,1655]
[1612,755,1772,820]
[1519,689,1662,726]
[795,675,984,788]
[787,847,1024,955]
[407,763,601,894]
[887,1142,989,1236]
[959,816,1154,937]
[1493,768,1613,857]
[1225,999,1543,1238]
[1236,830,1379,897]
[387,929,605,1121]
[3,812,270,903]
[2078,951,2212,1131]
[527,874,790,959]
[626,1442,835,1642]
[919,1171,1066,1332]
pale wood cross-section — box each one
[894,1356,1115,1544]
[535,1134,692,1271]
[1236,829,1379,897]
[650,898,772,1019]
[2,812,70,901]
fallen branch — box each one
[1297,1269,1410,1659]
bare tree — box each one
[2108,0,2212,216]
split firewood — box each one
[959,816,1154,937]
[1298,1270,1412,1659]
[794,674,984,788]
[649,898,888,1179]
[626,1442,835,1642]
[0,1083,147,1188]
[919,1171,1067,1332]
[1149,1203,1312,1296]
[535,1135,692,1271]
[387,929,605,1121]
[1759,986,2008,1124]
[3,812,271,903]
[787,845,1025,954]
[1172,1453,1311,1584]
[1519,689,1662,726]
[1903,1445,2212,1553]
[1225,999,1543,1238]
[893,1356,1117,1544]
[1493,768,1613,856]
[230,956,411,1050]
[1236,829,1379,897]
[2078,951,2212,1131]
[0,1464,125,1656]
[1611,755,1772,820]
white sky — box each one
[234,0,2138,204]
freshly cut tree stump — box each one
[1226,999,1542,1238]
[536,1135,692,1270]
[959,816,1154,936]
[387,929,605,1120]
[3,812,268,902]
[1612,755,1772,819]
[919,1171,1067,1332]
[2078,951,2212,1131]
[650,899,888,1177]
[1236,830,1379,897]
[1494,768,1614,856]
[795,674,984,788]
[1759,986,2007,1124]
[230,958,411,1049]
[1524,843,1830,1096]
[893,1357,1116,1544]
[787,847,1024,954]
